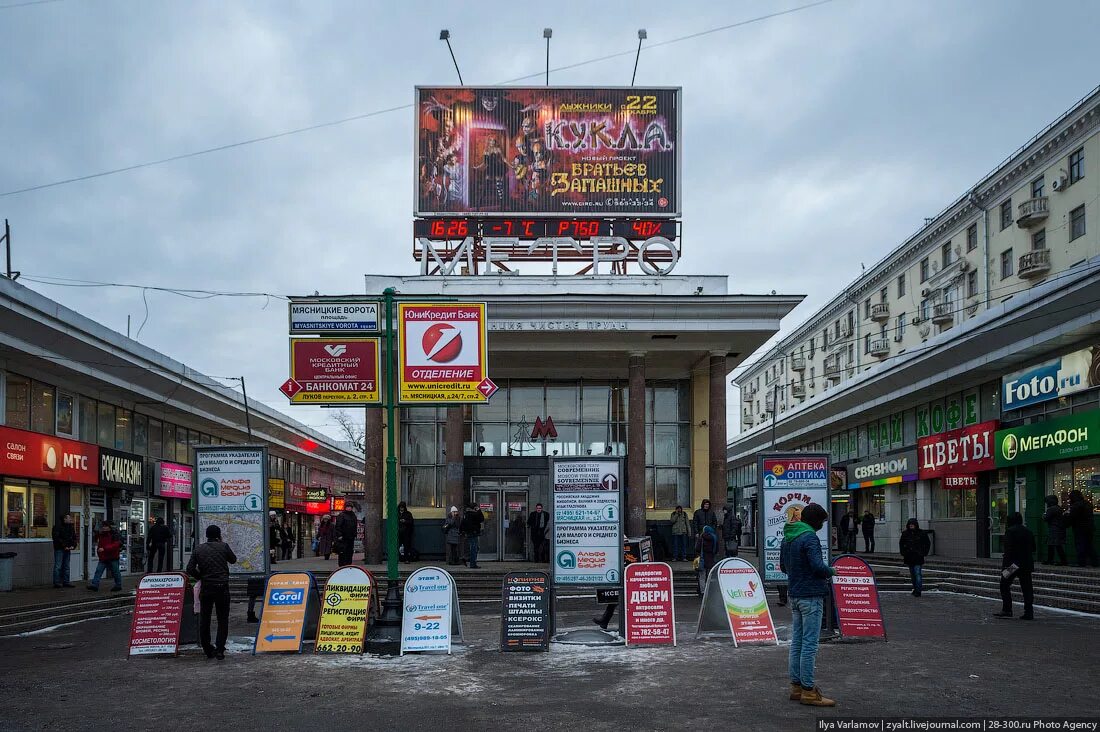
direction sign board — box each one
[128,573,187,656]
[195,447,266,513]
[289,337,381,405]
[831,555,886,640]
[397,302,490,404]
[401,566,462,654]
[315,566,374,653]
[500,571,552,652]
[254,572,314,653]
[550,457,623,587]
[289,298,379,334]
[624,562,675,646]
[759,454,830,583]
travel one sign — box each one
[995,411,1100,467]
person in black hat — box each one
[186,524,237,659]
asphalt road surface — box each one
[2,591,1097,731]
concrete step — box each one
[0,594,135,636]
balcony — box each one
[868,338,890,358]
[1018,249,1052,279]
[790,354,806,371]
[791,382,806,399]
[742,411,754,427]
[931,302,954,325]
[870,303,890,323]
[1016,197,1049,229]
[824,359,841,380]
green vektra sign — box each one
[995,410,1100,467]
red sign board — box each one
[289,338,381,405]
[831,555,886,640]
[0,425,99,485]
[286,483,330,515]
[943,474,978,489]
[398,302,489,404]
[917,420,998,479]
[624,562,676,646]
[128,573,187,656]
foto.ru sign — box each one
[1002,345,1097,410]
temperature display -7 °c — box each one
[413,218,677,241]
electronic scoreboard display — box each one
[413,218,678,241]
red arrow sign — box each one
[279,378,303,398]
[477,377,498,399]
[414,615,442,621]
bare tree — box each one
[331,410,365,454]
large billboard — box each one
[416,86,680,217]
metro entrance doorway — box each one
[470,477,529,561]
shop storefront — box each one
[843,449,918,552]
[285,483,329,556]
[995,409,1100,564]
[98,446,145,574]
[0,425,99,587]
[154,461,194,570]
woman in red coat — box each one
[88,523,124,591]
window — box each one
[1047,458,1100,514]
[834,319,841,339]
[1000,199,1013,230]
[133,414,149,456]
[966,223,978,252]
[920,257,930,282]
[1031,176,1044,199]
[920,299,929,321]
[933,481,977,518]
[96,402,115,447]
[966,269,978,298]
[1069,205,1086,241]
[4,374,30,430]
[808,337,816,359]
[3,482,54,539]
[149,418,163,459]
[1000,249,1014,279]
[896,314,906,340]
[29,381,56,435]
[941,241,954,268]
[78,397,96,442]
[846,343,854,366]
[56,392,74,437]
[114,408,132,451]
[879,287,887,304]
[823,329,829,348]
[897,274,905,298]
[846,310,854,334]
[863,299,871,319]
[1069,147,1084,184]
[1031,227,1045,250]
[863,333,871,354]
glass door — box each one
[989,483,1011,557]
[503,490,529,561]
[472,489,500,561]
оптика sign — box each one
[994,410,1100,468]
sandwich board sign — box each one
[696,557,777,646]
[624,562,675,646]
[254,572,318,654]
[128,573,187,656]
[831,555,887,640]
[400,567,463,655]
[315,566,376,653]
[500,571,552,652]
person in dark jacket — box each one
[692,499,717,543]
[1067,490,1098,567]
[397,502,416,562]
[995,512,1035,620]
[1042,495,1067,566]
[460,501,485,568]
[87,523,123,592]
[442,507,462,565]
[860,511,876,553]
[527,503,550,562]
[838,510,858,553]
[779,503,836,707]
[696,525,720,595]
[268,512,282,565]
[316,515,334,559]
[899,518,931,596]
[146,517,172,573]
[721,506,743,557]
[51,514,78,588]
[186,524,237,659]
[334,508,357,566]
[281,518,295,561]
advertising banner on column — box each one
[624,562,675,646]
[759,454,830,583]
[401,567,462,655]
[500,571,552,652]
[550,457,623,587]
[398,302,493,404]
[315,566,374,653]
[831,555,886,640]
[128,573,187,656]
[254,572,315,654]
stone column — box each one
[445,406,465,514]
[627,352,647,537]
[709,352,728,509]
[363,406,384,565]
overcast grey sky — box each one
[2,0,1099,442]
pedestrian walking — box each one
[442,507,462,565]
[839,509,858,554]
[146,517,172,573]
[316,515,333,560]
[527,503,550,562]
[1042,495,1067,566]
[334,508,357,566]
[281,518,295,561]
[397,502,417,561]
[1068,490,1099,567]
[268,512,283,565]
[696,524,720,595]
[860,511,876,553]
[779,502,836,707]
[722,506,742,557]
[87,523,124,592]
[669,506,691,561]
[899,518,930,597]
[995,512,1035,621]
[460,501,484,568]
[186,524,237,660]
[51,513,77,588]
[692,499,717,549]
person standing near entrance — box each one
[899,518,930,597]
[146,517,172,573]
[397,502,417,561]
[316,514,334,560]
[779,502,836,707]
[721,506,742,558]
[860,511,876,554]
[696,524,720,595]
[51,514,77,588]
[1068,490,1099,567]
[87,523,123,592]
[527,503,550,562]
[461,501,484,568]
[334,508,357,566]
[838,510,857,554]
[442,507,462,566]
[692,499,717,553]
[268,512,283,565]
[186,524,237,660]
[669,506,690,562]
[281,518,295,561]
[1042,495,1067,566]
[995,512,1035,621]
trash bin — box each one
[0,552,17,592]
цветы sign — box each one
[917,420,998,479]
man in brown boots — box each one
[779,502,837,707]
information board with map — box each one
[197,512,267,574]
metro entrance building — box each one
[360,274,800,561]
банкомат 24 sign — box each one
[416,87,680,217]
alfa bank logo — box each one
[422,323,462,363]
[324,344,348,357]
